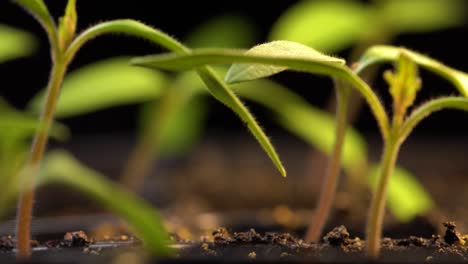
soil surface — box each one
[1,222,468,263]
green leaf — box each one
[13,0,56,35]
[196,67,287,177]
[68,19,286,177]
[185,14,256,48]
[28,57,169,118]
[39,151,172,256]
[269,0,375,52]
[381,0,466,33]
[130,44,390,139]
[226,41,345,83]
[357,45,468,97]
[232,80,367,169]
[0,24,36,63]
[369,165,434,221]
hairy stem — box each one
[16,59,67,258]
[365,132,401,259]
[305,80,351,242]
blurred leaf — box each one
[382,0,466,33]
[269,0,375,52]
[232,80,367,169]
[369,165,434,221]
[226,41,345,83]
[0,99,69,142]
[139,72,207,156]
[40,151,172,256]
[29,57,169,118]
[357,45,468,97]
[157,96,207,156]
[185,14,257,48]
[0,24,36,63]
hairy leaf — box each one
[357,45,468,97]
[382,0,466,33]
[130,45,390,138]
[40,151,172,256]
[0,24,36,63]
[185,14,256,49]
[369,165,434,221]
[269,0,375,52]
[28,57,168,118]
[226,41,345,83]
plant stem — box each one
[305,80,351,242]
[365,132,401,259]
[16,59,67,258]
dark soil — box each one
[2,222,468,263]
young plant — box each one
[269,0,467,241]
[13,0,284,258]
[130,41,468,259]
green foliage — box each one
[270,0,466,53]
[185,15,256,49]
[0,24,36,63]
[226,41,345,83]
[39,151,172,256]
[369,165,433,222]
[13,0,57,43]
[28,57,169,118]
[130,42,390,138]
[357,46,468,97]
[270,0,374,52]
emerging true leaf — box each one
[58,0,77,50]
[357,45,468,97]
[269,0,375,52]
[384,52,421,118]
[0,24,36,63]
[28,58,168,118]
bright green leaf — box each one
[185,14,256,49]
[269,0,375,52]
[382,0,466,33]
[0,24,36,63]
[39,151,172,256]
[357,45,468,97]
[226,41,345,83]
[232,80,367,169]
[369,165,434,221]
[28,57,169,118]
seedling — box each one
[269,0,467,242]
[130,40,468,259]
[13,0,284,258]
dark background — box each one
[1,0,467,139]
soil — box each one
[1,222,468,263]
